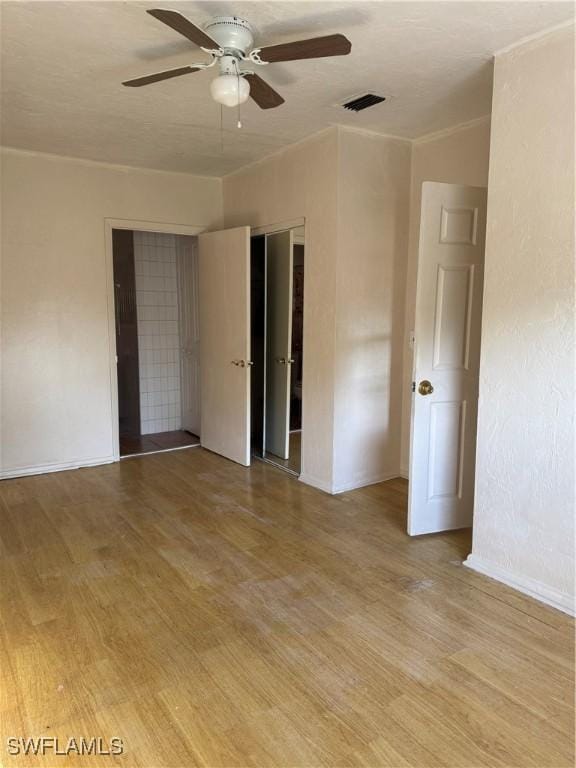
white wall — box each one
[134,231,181,435]
[334,129,411,491]
[466,27,575,614]
[401,118,492,475]
[0,149,221,477]
[223,129,340,492]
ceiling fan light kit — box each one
[209,50,251,109]
[122,9,352,113]
[210,72,250,108]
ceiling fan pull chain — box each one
[220,104,224,153]
[235,62,243,129]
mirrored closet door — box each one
[251,226,304,475]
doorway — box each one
[112,228,200,458]
[250,225,305,475]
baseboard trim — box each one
[331,472,400,494]
[300,471,402,495]
[0,455,117,480]
[464,553,575,616]
[298,473,333,494]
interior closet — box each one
[250,226,305,475]
[112,229,200,457]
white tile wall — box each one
[134,231,181,434]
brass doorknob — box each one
[418,380,434,396]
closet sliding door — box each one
[265,230,294,460]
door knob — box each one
[231,360,241,366]
[276,358,287,365]
[418,380,434,396]
[238,360,254,368]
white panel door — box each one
[265,230,293,460]
[177,237,201,436]
[408,182,487,535]
[198,226,251,466]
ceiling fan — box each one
[122,9,352,110]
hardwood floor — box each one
[119,430,200,457]
[0,449,573,767]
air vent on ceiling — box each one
[341,93,386,112]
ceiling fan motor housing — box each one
[203,16,254,55]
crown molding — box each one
[494,18,575,57]
[413,115,491,146]
[0,145,220,181]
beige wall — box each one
[0,149,222,476]
[0,124,491,495]
[401,118,492,474]
[466,27,575,613]
[224,127,411,493]
[334,129,411,490]
[223,129,339,491]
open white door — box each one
[408,182,487,535]
[198,226,251,466]
[265,230,293,460]
[177,237,201,436]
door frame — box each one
[104,218,207,461]
[249,218,307,478]
[251,218,305,238]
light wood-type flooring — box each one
[0,448,573,767]
[119,430,200,458]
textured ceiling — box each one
[1,1,573,176]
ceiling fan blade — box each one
[147,9,220,49]
[257,33,351,63]
[122,66,201,87]
[244,74,285,109]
